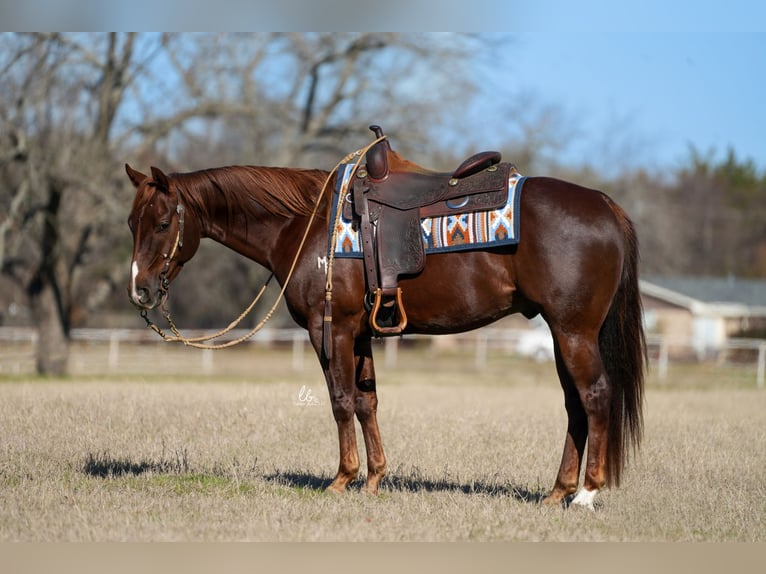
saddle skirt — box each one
[329,164,525,258]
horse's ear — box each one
[150,166,170,193]
[125,164,148,188]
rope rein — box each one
[140,136,386,349]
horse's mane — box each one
[170,166,331,219]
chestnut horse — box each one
[125,147,645,509]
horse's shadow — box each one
[82,454,164,477]
[80,452,548,505]
[81,450,191,477]
[263,471,547,504]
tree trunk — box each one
[28,178,70,376]
[28,273,69,376]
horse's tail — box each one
[601,201,647,487]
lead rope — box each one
[141,135,387,350]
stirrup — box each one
[369,288,407,336]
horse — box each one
[125,142,645,510]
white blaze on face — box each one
[130,260,140,303]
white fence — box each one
[1,327,765,387]
[646,334,766,387]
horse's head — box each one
[125,164,200,310]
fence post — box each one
[658,337,668,381]
[202,348,214,375]
[475,332,487,370]
[292,332,304,371]
[757,342,765,389]
[108,332,120,373]
[385,337,398,369]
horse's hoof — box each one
[541,494,564,507]
[542,488,573,507]
[325,483,346,495]
[570,488,599,511]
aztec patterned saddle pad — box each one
[329,164,525,257]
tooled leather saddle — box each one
[345,125,514,336]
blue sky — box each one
[480,32,766,172]
[3,1,764,174]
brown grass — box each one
[0,345,764,541]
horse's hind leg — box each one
[544,344,588,506]
[544,328,609,510]
[354,337,387,494]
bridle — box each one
[138,200,191,331]
[159,203,185,293]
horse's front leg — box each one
[354,337,387,494]
[320,330,361,493]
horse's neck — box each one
[189,167,326,273]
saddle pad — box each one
[328,164,524,257]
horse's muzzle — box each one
[128,285,162,310]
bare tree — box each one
[0,32,486,373]
[0,33,144,373]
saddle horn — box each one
[366,124,390,180]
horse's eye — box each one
[157,222,170,233]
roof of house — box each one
[640,276,766,316]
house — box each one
[640,276,766,358]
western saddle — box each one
[345,125,514,336]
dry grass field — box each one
[1,343,765,542]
